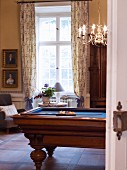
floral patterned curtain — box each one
[20,3,36,110]
[71,1,89,107]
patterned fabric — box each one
[24,97,33,110]
[20,3,36,110]
[71,1,89,106]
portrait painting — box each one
[2,70,18,88]
[3,49,18,68]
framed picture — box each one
[2,70,18,88]
[3,49,18,68]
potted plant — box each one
[34,84,55,104]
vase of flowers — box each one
[34,84,55,104]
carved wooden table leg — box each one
[30,149,46,170]
[45,146,56,157]
[25,134,47,170]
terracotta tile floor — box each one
[0,130,105,170]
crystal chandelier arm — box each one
[77,0,107,46]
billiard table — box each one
[12,107,106,170]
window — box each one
[35,5,74,93]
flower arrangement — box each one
[34,84,55,99]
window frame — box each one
[35,5,74,95]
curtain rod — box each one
[17,0,91,4]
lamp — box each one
[54,82,64,104]
[78,0,107,46]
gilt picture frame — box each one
[3,49,18,68]
[2,70,18,88]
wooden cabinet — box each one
[89,44,107,108]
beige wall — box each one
[1,0,20,48]
[89,0,107,25]
[0,0,21,92]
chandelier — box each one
[78,0,107,46]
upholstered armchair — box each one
[0,94,25,133]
